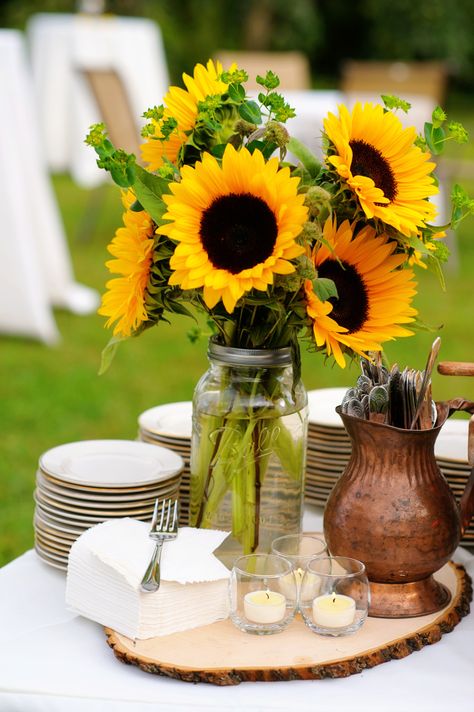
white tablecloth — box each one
[27,13,169,188]
[0,505,472,711]
[283,89,342,159]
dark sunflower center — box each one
[200,193,277,274]
[317,259,368,333]
[349,139,397,202]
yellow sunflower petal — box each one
[99,194,154,337]
[160,144,308,313]
[325,102,438,236]
[306,218,417,367]
[141,59,232,171]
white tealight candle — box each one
[279,568,315,600]
[278,570,299,599]
[244,590,286,624]
[312,592,356,628]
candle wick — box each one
[265,591,270,599]
[332,593,336,603]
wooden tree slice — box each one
[105,562,471,686]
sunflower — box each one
[324,103,438,236]
[98,190,155,337]
[158,144,308,313]
[141,60,230,170]
[305,218,418,368]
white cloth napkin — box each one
[66,519,230,639]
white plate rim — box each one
[138,401,193,438]
[39,440,183,487]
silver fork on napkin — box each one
[140,498,179,593]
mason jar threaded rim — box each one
[208,338,292,367]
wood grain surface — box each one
[104,561,471,685]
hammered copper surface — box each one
[324,401,474,617]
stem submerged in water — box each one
[190,349,307,556]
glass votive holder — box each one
[300,556,370,637]
[271,534,327,605]
[229,554,297,635]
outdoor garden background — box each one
[1,0,473,566]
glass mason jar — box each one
[190,338,308,567]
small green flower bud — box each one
[264,121,289,148]
[298,220,323,245]
[304,186,332,218]
[234,119,257,136]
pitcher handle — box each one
[444,397,474,417]
[442,399,474,536]
[459,462,474,536]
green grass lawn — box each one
[2,130,474,566]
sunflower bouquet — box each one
[87,59,472,554]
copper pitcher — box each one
[324,399,474,617]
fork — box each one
[140,498,179,593]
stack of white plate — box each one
[435,418,474,548]
[34,440,184,571]
[138,401,192,526]
[305,387,351,507]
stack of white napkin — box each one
[66,519,230,639]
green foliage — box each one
[98,335,126,376]
[451,184,474,229]
[382,95,411,113]
[238,100,262,125]
[312,278,338,302]
[287,137,322,179]
[85,124,136,188]
[132,166,169,226]
[256,70,280,91]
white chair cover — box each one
[0,29,98,343]
[27,13,170,188]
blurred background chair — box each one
[214,50,311,90]
[0,29,99,343]
[26,12,169,188]
[75,67,143,241]
[81,68,142,159]
[341,60,448,109]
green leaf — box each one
[424,255,446,291]
[410,316,444,333]
[312,277,338,302]
[129,199,144,212]
[98,335,126,375]
[238,100,262,125]
[228,82,246,103]
[132,166,170,225]
[166,301,195,318]
[210,143,227,158]
[424,123,445,155]
[246,139,277,160]
[287,137,321,178]
[108,163,134,188]
[405,234,435,255]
